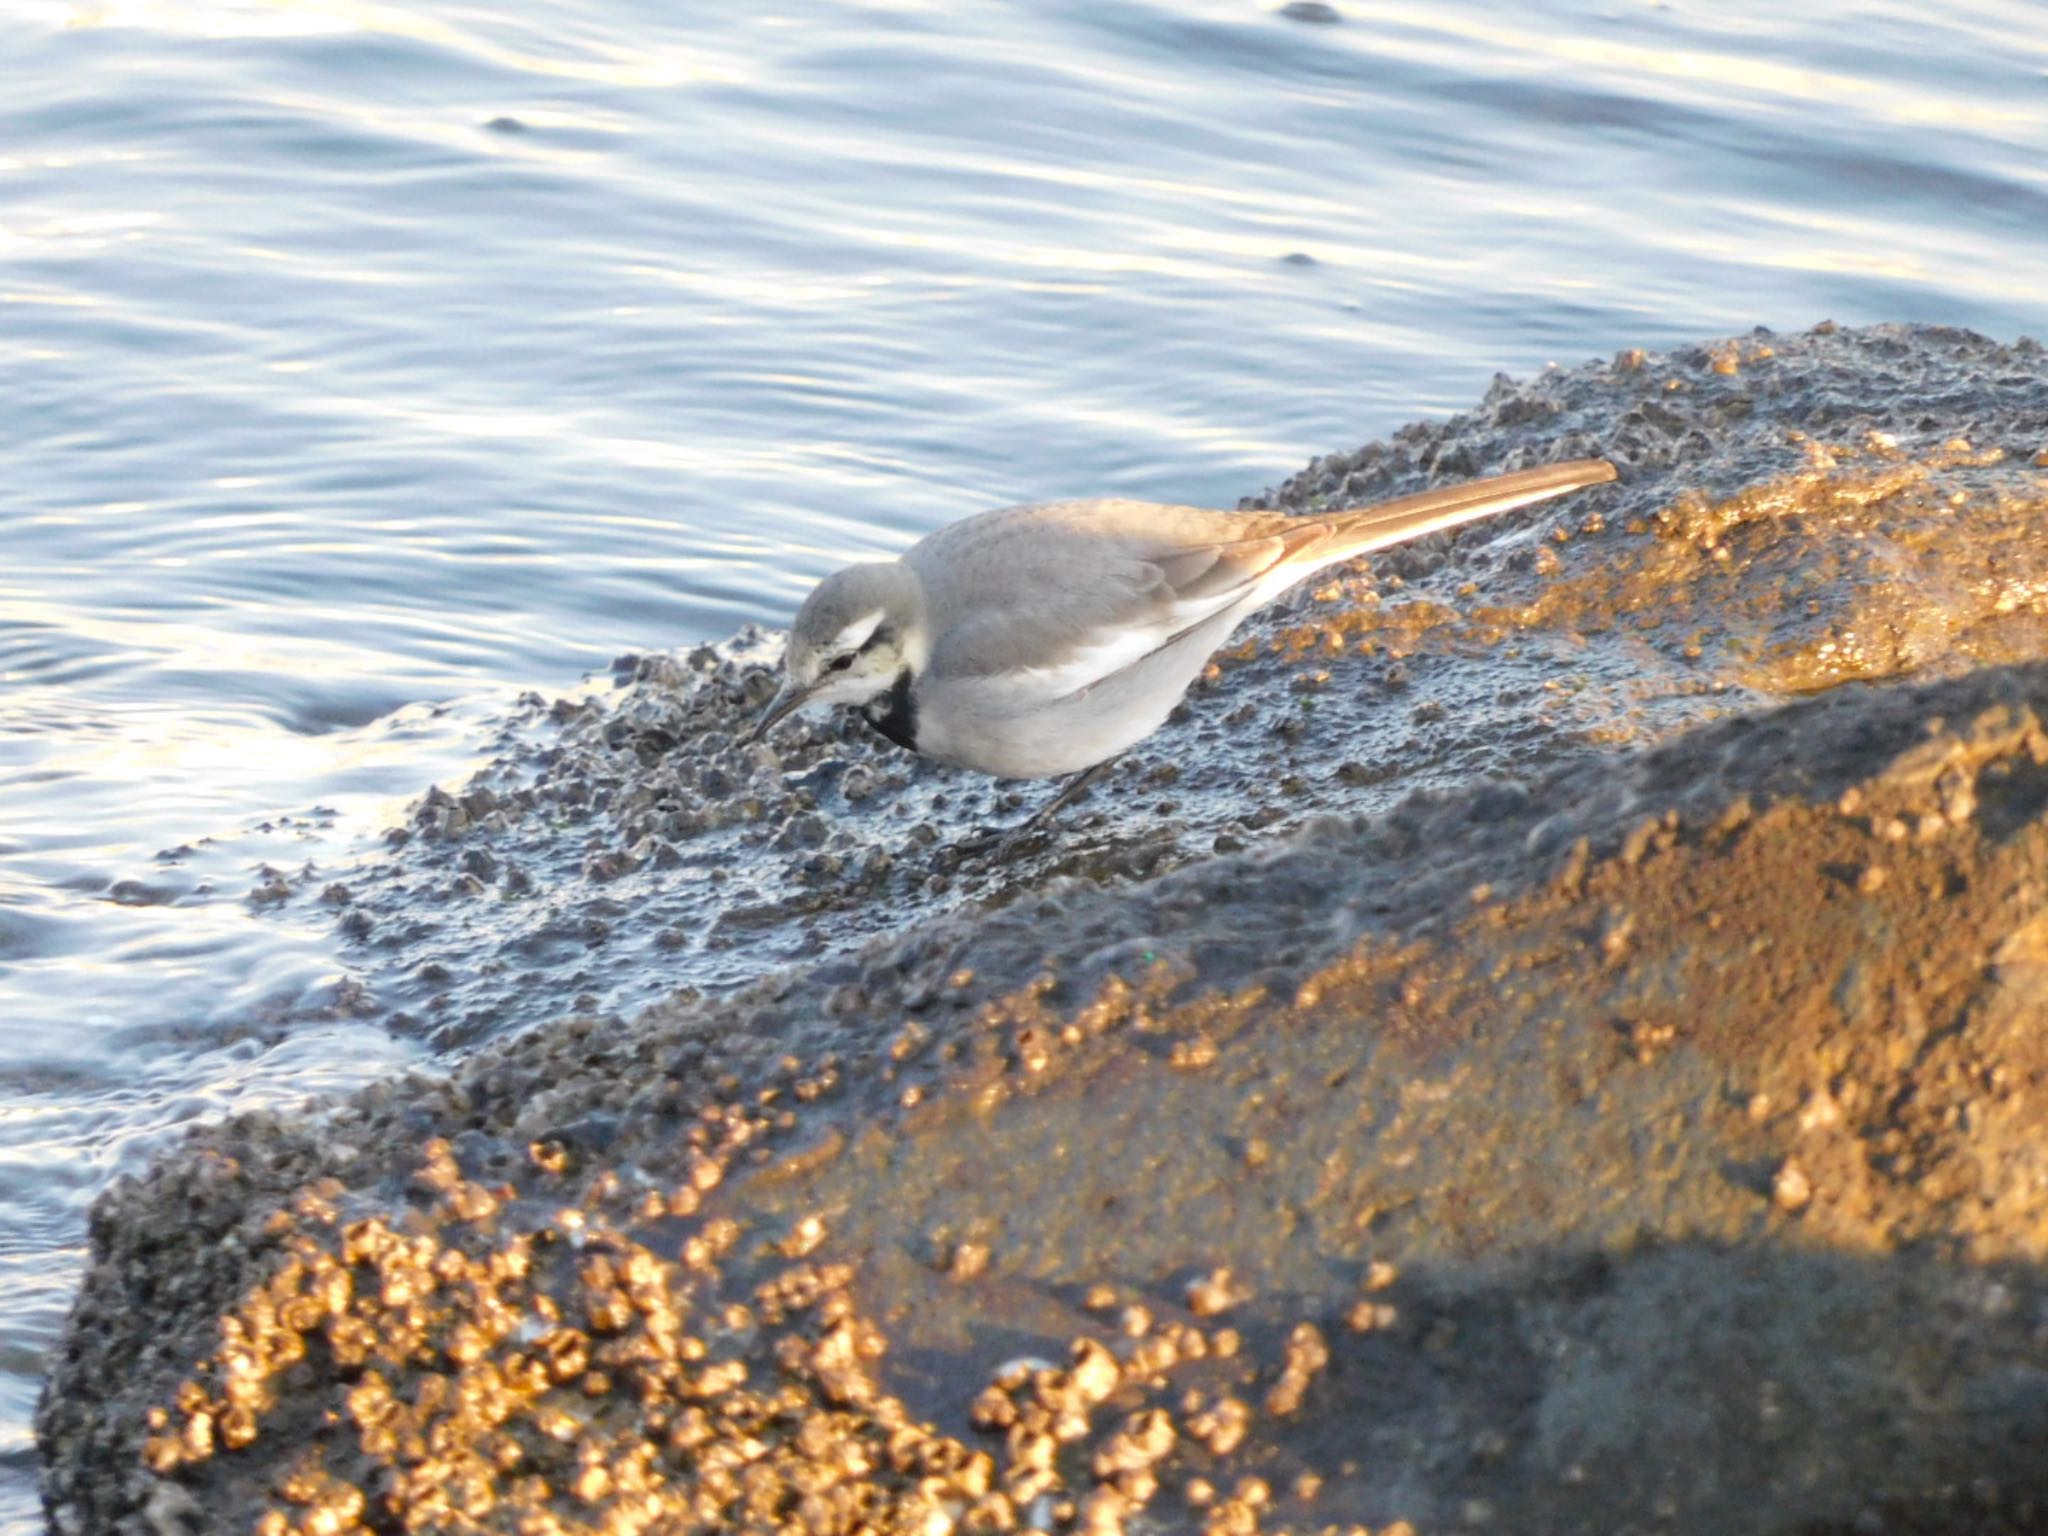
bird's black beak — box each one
[747,680,810,745]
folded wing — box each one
[911,459,1615,703]
[913,501,1327,700]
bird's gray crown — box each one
[787,561,926,676]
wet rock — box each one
[37,326,2048,1535]
[46,669,2048,1534]
[303,326,2048,1051]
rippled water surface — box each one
[3,0,2046,1522]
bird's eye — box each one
[827,653,855,672]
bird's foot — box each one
[955,821,1051,863]
[953,759,1121,863]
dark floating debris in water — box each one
[484,115,529,134]
[1278,1,1343,22]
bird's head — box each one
[750,561,928,741]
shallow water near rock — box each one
[6,0,2048,1524]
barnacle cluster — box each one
[140,1129,1409,1536]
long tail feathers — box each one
[1328,457,1617,558]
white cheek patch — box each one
[829,609,886,655]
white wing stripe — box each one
[1014,594,1240,701]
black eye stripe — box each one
[822,625,888,674]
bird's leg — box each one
[1022,756,1120,834]
[957,757,1122,859]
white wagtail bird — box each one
[752,457,1617,840]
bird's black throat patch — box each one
[861,669,918,753]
